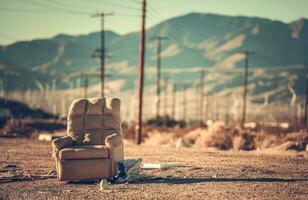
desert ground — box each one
[0,138,308,200]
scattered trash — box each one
[141,163,183,170]
[0,165,56,183]
[99,159,185,190]
[38,133,62,141]
[99,158,143,189]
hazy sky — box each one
[0,0,308,45]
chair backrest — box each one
[67,97,121,145]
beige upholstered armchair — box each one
[52,98,123,181]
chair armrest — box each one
[105,133,124,176]
[105,133,123,148]
[52,136,74,159]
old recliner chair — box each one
[52,97,123,181]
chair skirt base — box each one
[58,158,111,181]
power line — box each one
[47,0,140,17]
[124,0,140,5]
[146,11,207,65]
[90,0,140,11]
[0,6,139,18]
[147,6,200,49]
[18,0,91,15]
[0,7,88,15]
[147,16,206,65]
[47,0,96,12]
[147,5,278,70]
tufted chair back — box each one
[67,97,121,145]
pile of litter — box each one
[100,159,183,190]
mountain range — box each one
[0,12,307,104]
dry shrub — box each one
[140,123,308,152]
[255,135,278,149]
[183,128,202,145]
[232,133,255,151]
[143,130,176,146]
[280,131,308,151]
[191,123,257,150]
[254,130,308,151]
[196,123,235,150]
[283,131,308,143]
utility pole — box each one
[182,84,187,123]
[91,12,113,98]
[199,70,205,126]
[195,85,199,122]
[172,83,177,120]
[153,36,168,120]
[135,0,146,145]
[83,74,88,99]
[241,51,253,128]
[3,70,7,103]
[205,95,209,123]
[164,77,169,117]
[304,66,308,129]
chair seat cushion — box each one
[59,145,109,160]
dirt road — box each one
[1,138,308,199]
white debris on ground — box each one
[38,130,66,141]
[141,163,183,170]
[99,158,143,190]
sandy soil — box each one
[0,138,308,200]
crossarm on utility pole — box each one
[91,12,113,98]
[152,36,168,120]
[240,50,254,128]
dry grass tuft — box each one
[138,123,308,152]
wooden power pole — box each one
[83,74,88,99]
[135,0,146,145]
[91,12,113,98]
[172,83,177,120]
[241,51,253,128]
[199,70,205,126]
[163,77,169,117]
[304,66,308,129]
[153,36,167,120]
[182,84,187,123]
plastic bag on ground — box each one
[107,158,143,184]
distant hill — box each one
[0,13,307,103]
